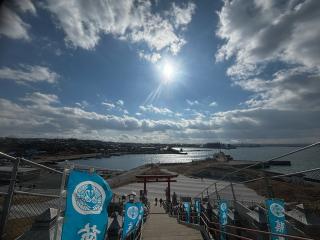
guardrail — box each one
[200,211,314,240]
[173,203,314,240]
[196,141,320,199]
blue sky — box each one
[0,0,319,143]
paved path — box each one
[114,169,264,202]
[142,205,202,240]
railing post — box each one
[230,182,236,202]
[229,181,242,237]
[214,183,220,201]
[53,164,71,240]
[264,173,274,198]
[0,157,20,239]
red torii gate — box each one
[136,174,178,202]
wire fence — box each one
[3,192,60,240]
[0,152,63,240]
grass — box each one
[247,179,320,212]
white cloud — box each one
[15,0,37,15]
[0,93,217,138]
[216,0,320,77]
[237,67,320,111]
[139,104,173,115]
[170,2,196,28]
[21,92,59,105]
[138,51,161,63]
[0,5,30,40]
[116,100,124,106]
[214,0,320,143]
[186,99,199,106]
[0,93,319,143]
[45,0,196,59]
[102,102,115,110]
[209,101,218,107]
[75,100,89,109]
[0,65,59,84]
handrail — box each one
[0,151,63,174]
[13,190,60,198]
[198,214,253,240]
[196,141,320,197]
[212,166,320,194]
[200,212,314,240]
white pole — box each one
[53,164,70,240]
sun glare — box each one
[160,60,176,84]
[163,62,174,79]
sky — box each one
[0,0,319,144]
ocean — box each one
[70,146,320,174]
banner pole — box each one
[54,164,70,240]
[140,213,144,240]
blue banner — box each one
[183,202,190,223]
[266,199,287,240]
[61,170,113,240]
[219,200,228,240]
[194,198,201,220]
[122,202,144,239]
[135,202,144,227]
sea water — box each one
[71,146,320,173]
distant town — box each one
[0,137,307,163]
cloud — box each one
[116,100,124,106]
[237,67,320,111]
[21,92,59,105]
[0,93,218,139]
[215,0,320,111]
[0,65,59,84]
[0,93,319,143]
[102,102,115,110]
[170,2,196,28]
[45,0,196,58]
[139,104,173,115]
[15,0,37,15]
[75,100,89,109]
[216,0,320,77]
[138,51,161,63]
[210,108,320,143]
[0,5,30,40]
[186,99,199,106]
[209,101,218,107]
[213,0,320,143]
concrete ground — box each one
[114,170,265,203]
[142,205,202,240]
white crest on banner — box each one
[220,202,227,211]
[270,203,285,218]
[127,206,139,219]
[72,180,106,215]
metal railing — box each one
[174,204,314,240]
[200,211,314,240]
[196,142,320,198]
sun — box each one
[160,60,176,84]
[163,62,174,79]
